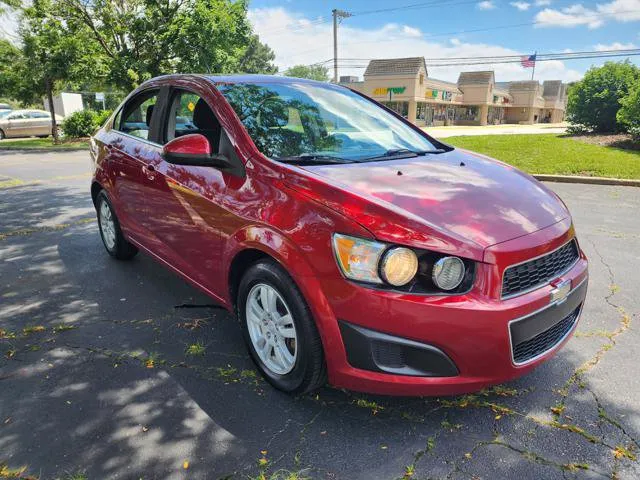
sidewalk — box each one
[425,122,568,138]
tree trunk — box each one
[46,78,59,144]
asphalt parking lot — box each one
[1,150,639,480]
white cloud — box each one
[535,0,552,5]
[535,5,604,28]
[535,0,640,28]
[593,41,637,50]
[402,26,423,38]
[597,0,640,22]
[249,7,584,83]
[510,2,531,10]
[477,1,496,9]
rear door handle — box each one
[142,164,156,180]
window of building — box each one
[454,106,479,122]
[419,74,424,85]
[381,101,409,118]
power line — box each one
[303,49,640,70]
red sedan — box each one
[89,74,588,396]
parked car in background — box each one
[90,74,588,396]
[0,109,63,140]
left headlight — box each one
[332,234,386,284]
[332,234,419,286]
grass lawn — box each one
[445,134,640,179]
[0,138,88,150]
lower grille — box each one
[511,305,581,364]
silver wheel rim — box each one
[99,201,116,250]
[246,283,298,375]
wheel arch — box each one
[91,181,103,207]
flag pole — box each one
[531,51,537,81]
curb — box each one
[0,148,88,154]
[533,174,640,187]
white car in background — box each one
[0,109,63,140]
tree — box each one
[16,0,106,142]
[60,0,277,90]
[0,39,21,96]
[238,34,277,74]
[284,64,330,82]
[566,61,640,133]
[618,84,640,140]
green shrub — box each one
[566,61,640,133]
[617,85,640,141]
[94,109,113,127]
[61,109,112,138]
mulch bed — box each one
[564,133,640,152]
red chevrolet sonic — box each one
[90,74,588,396]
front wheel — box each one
[237,260,326,394]
[96,190,138,260]
[0,129,5,140]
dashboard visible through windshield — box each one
[218,82,446,164]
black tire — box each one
[0,129,5,140]
[237,260,327,394]
[96,190,138,260]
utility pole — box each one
[332,8,352,83]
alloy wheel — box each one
[99,201,117,250]
[245,283,298,375]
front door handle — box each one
[142,164,156,180]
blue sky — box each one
[248,0,640,81]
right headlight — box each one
[432,256,466,291]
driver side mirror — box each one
[162,133,231,169]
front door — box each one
[142,87,229,295]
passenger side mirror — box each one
[162,133,231,169]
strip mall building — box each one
[340,57,568,126]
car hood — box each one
[300,149,569,249]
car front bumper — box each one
[308,225,589,396]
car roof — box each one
[150,73,340,88]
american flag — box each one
[521,54,537,68]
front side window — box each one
[164,90,221,151]
[218,82,438,162]
[116,90,160,141]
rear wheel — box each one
[237,260,326,394]
[96,190,138,260]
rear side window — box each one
[116,89,160,141]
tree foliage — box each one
[566,61,640,133]
[617,84,640,140]
[59,0,277,89]
[13,0,106,141]
[285,64,330,82]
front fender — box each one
[223,225,345,374]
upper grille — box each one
[502,240,579,298]
[511,305,581,364]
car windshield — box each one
[217,82,443,163]
[0,110,12,119]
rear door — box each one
[6,112,29,137]
[105,88,166,250]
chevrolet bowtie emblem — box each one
[550,279,571,304]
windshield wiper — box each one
[364,148,447,161]
[275,153,358,165]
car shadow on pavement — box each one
[1,185,639,480]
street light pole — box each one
[332,8,352,83]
